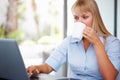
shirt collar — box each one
[70,35,104,44]
[70,36,83,43]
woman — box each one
[27,0,120,80]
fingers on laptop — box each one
[27,65,40,77]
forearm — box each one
[94,38,118,80]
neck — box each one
[83,38,91,52]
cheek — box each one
[84,19,93,27]
[88,20,93,27]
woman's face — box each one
[73,11,93,27]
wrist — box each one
[35,65,41,73]
[93,37,100,45]
[93,38,105,50]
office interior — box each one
[0,0,120,78]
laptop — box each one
[0,39,39,80]
[0,39,80,80]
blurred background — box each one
[0,0,120,77]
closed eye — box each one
[74,16,79,21]
[82,15,89,19]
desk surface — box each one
[30,74,80,80]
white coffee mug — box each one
[71,22,86,40]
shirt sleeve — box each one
[106,36,120,71]
[45,37,70,71]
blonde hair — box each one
[71,0,111,37]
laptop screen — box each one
[0,39,29,80]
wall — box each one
[0,0,8,25]
[96,0,114,35]
[117,0,120,39]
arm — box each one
[27,63,53,77]
[93,38,118,80]
[83,27,119,80]
[27,37,69,77]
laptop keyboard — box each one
[29,75,39,80]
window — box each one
[17,0,64,67]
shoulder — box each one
[58,36,77,48]
[56,36,72,48]
[63,36,71,41]
[106,36,120,50]
[62,36,73,43]
[106,36,120,45]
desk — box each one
[30,74,80,80]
